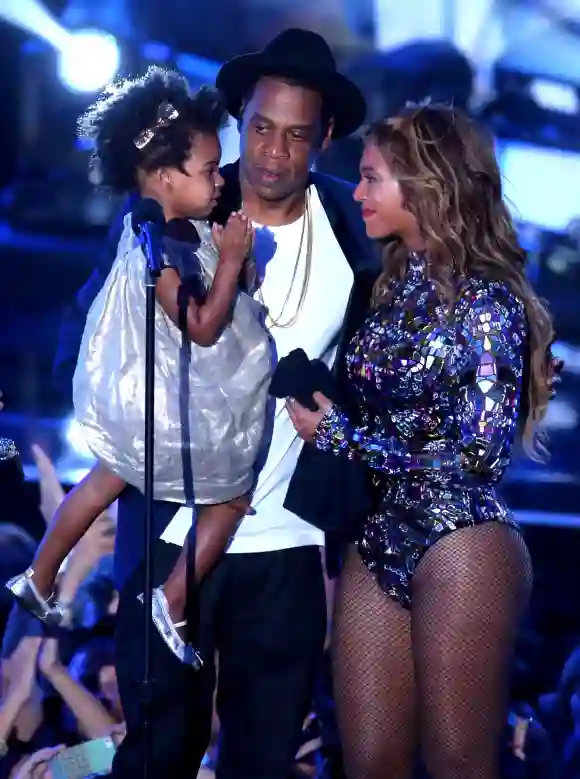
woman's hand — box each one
[285,392,333,443]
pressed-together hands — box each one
[212,211,254,270]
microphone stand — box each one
[140,223,164,779]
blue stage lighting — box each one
[57,28,120,93]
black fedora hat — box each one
[216,28,367,138]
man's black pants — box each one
[112,540,327,779]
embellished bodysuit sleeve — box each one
[314,283,528,481]
[445,285,527,478]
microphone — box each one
[131,198,166,278]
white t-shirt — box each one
[161,185,354,553]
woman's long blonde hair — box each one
[366,104,554,459]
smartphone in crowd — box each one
[48,736,116,779]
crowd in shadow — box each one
[0,443,579,779]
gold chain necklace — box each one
[254,190,313,329]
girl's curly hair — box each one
[366,104,555,459]
[78,66,227,193]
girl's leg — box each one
[162,495,250,622]
[412,523,532,779]
[333,547,416,779]
[27,461,124,597]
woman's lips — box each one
[362,207,376,218]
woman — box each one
[287,104,555,779]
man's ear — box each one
[237,99,247,134]
[320,118,334,152]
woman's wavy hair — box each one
[366,103,554,459]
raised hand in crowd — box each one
[31,445,66,528]
[56,513,116,613]
[38,637,118,740]
[10,744,65,779]
[0,636,43,749]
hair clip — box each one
[134,101,180,150]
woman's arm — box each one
[313,285,527,479]
[447,286,527,475]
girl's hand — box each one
[212,212,254,269]
[285,392,333,443]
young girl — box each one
[7,67,271,665]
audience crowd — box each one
[0,437,578,778]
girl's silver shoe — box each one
[138,587,203,670]
[5,568,66,627]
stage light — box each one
[63,416,94,462]
[57,29,120,93]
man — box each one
[55,29,378,779]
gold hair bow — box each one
[134,101,180,150]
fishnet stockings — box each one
[333,549,416,779]
[333,523,532,779]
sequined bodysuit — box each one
[315,254,527,608]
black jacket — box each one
[53,162,380,537]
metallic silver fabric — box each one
[73,216,272,505]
